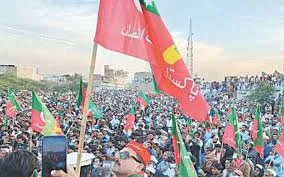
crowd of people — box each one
[0,72,283,177]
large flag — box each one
[222,108,242,156]
[31,91,56,136]
[251,105,264,158]
[77,78,87,108]
[137,90,150,109]
[280,102,284,124]
[276,131,284,158]
[6,89,23,118]
[124,106,136,135]
[171,115,198,176]
[95,0,209,122]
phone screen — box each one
[42,136,67,177]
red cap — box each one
[126,141,151,165]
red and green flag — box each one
[77,78,87,108]
[31,91,56,136]
[137,90,150,109]
[95,0,209,122]
[124,106,136,134]
[222,108,242,156]
[280,103,284,124]
[171,115,198,177]
[6,89,23,118]
[275,130,284,158]
[55,115,63,135]
[251,105,264,158]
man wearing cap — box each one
[264,169,277,177]
[112,140,151,177]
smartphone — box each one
[42,136,67,177]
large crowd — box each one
[0,72,283,177]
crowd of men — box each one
[0,72,283,177]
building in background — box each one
[132,72,153,92]
[0,65,17,75]
[104,65,114,83]
[17,67,44,81]
[43,75,67,82]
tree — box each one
[247,84,275,105]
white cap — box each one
[67,152,95,167]
[267,169,277,177]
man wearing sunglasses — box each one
[112,140,151,177]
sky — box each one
[0,0,283,81]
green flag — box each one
[172,115,198,177]
[77,78,86,108]
[88,101,102,120]
[252,105,264,158]
[7,89,23,111]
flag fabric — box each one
[95,0,209,122]
[171,115,181,165]
[251,105,264,158]
[77,78,87,108]
[222,108,242,156]
[88,101,102,120]
[171,115,198,177]
[137,90,150,109]
[6,89,23,118]
[124,106,136,135]
[212,110,220,126]
[55,115,63,135]
[276,131,284,158]
[31,91,56,136]
[153,74,162,94]
[280,103,284,124]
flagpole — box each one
[268,149,276,168]
[76,42,98,176]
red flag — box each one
[95,0,209,122]
[276,131,284,158]
[124,106,136,133]
[251,118,258,141]
[95,0,154,62]
[222,123,236,149]
[6,102,18,118]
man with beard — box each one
[112,140,151,177]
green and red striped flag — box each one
[171,115,198,177]
[124,105,136,135]
[95,0,209,122]
[251,105,264,158]
[77,78,86,108]
[6,89,23,118]
[137,90,150,109]
[222,108,242,156]
[31,91,56,136]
